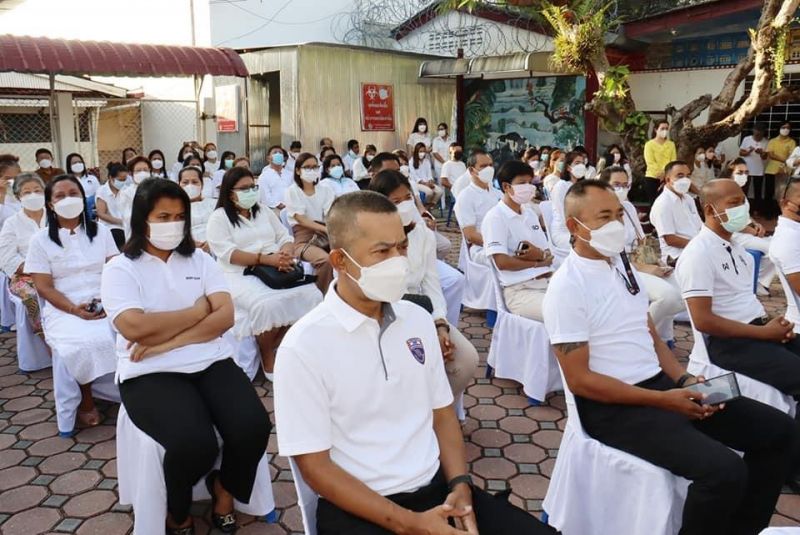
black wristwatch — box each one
[676,373,694,388]
[448,474,473,491]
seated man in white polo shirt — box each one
[677,179,800,396]
[544,179,798,535]
[650,161,703,264]
[453,156,502,266]
[451,149,494,198]
[275,191,555,535]
[482,160,553,321]
[769,177,800,333]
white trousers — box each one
[638,271,685,341]
[437,260,465,327]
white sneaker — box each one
[757,285,770,297]
[264,373,274,382]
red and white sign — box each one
[360,83,395,131]
[216,85,239,133]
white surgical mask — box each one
[509,183,536,205]
[733,173,749,187]
[781,128,791,137]
[397,200,418,226]
[672,177,692,195]
[183,152,193,159]
[53,196,84,219]
[438,129,446,136]
[400,165,410,177]
[182,184,202,199]
[300,168,320,184]
[696,153,706,162]
[417,124,427,133]
[148,221,185,251]
[614,186,630,202]
[713,201,750,234]
[235,188,259,209]
[342,249,409,303]
[366,154,375,162]
[477,166,495,185]
[38,159,52,169]
[329,165,344,179]
[206,150,217,160]
[570,163,587,179]
[657,129,669,139]
[529,160,540,170]
[133,171,150,184]
[70,162,85,174]
[575,219,626,258]
[20,193,45,211]
[612,153,621,162]
[151,159,164,170]
[418,152,427,160]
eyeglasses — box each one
[232,185,259,192]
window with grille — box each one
[741,73,800,138]
[426,26,484,55]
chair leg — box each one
[485,365,494,379]
[261,509,278,523]
[541,511,549,525]
[486,310,497,329]
[527,397,542,406]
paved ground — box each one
[1,226,800,534]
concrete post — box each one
[55,92,76,163]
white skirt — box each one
[42,309,117,384]
[227,272,322,338]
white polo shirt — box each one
[440,160,466,186]
[676,226,765,325]
[101,250,232,382]
[740,135,768,176]
[284,183,335,227]
[454,182,502,260]
[543,251,662,385]
[258,166,293,208]
[769,216,800,329]
[275,287,453,496]
[650,187,703,262]
[451,171,473,198]
[482,201,552,286]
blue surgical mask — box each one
[113,178,128,189]
[329,165,345,179]
[713,201,750,233]
[224,159,234,169]
[271,153,285,166]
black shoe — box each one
[205,470,238,533]
[165,524,194,535]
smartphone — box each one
[683,372,741,405]
[516,242,530,256]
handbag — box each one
[623,206,661,266]
[401,293,434,314]
[299,222,330,260]
[244,263,316,290]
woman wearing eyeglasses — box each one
[206,167,322,378]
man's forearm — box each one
[433,406,469,482]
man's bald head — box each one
[327,191,398,250]
[701,179,743,208]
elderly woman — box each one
[0,173,47,339]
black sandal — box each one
[165,525,194,535]
[205,470,238,533]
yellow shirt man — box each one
[644,138,677,179]
[765,135,797,175]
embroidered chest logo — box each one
[406,338,426,364]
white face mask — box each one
[53,196,84,219]
[342,249,409,303]
[418,152,427,160]
[20,193,45,211]
[733,173,749,187]
[183,152,193,160]
[477,166,494,185]
[696,153,706,162]
[151,159,164,170]
[613,186,630,202]
[612,152,621,162]
[509,183,536,205]
[438,129,446,137]
[570,163,587,179]
[399,165,410,177]
[70,162,85,174]
[657,129,669,139]
[133,171,150,184]
[672,177,692,195]
[206,150,218,159]
[396,200,418,226]
[182,184,202,199]
[300,168,320,184]
[38,159,52,169]
[575,219,626,258]
[418,124,427,133]
[781,128,791,137]
[148,221,185,251]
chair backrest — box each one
[684,307,712,366]
[458,237,469,273]
[488,258,511,314]
[288,458,318,535]
[774,262,800,322]
[540,201,553,238]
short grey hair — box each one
[13,173,45,198]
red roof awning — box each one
[0,34,249,78]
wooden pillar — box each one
[584,73,599,161]
[456,48,466,148]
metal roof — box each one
[0,72,128,97]
[0,34,249,77]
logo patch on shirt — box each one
[406,338,426,364]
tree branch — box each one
[671,94,712,138]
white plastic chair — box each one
[7,293,50,373]
[485,260,561,402]
[223,331,261,381]
[685,310,796,417]
[539,201,554,239]
[117,405,276,535]
[775,264,800,334]
[289,457,319,535]
[761,529,800,534]
[0,274,15,330]
[460,239,496,312]
[543,366,689,535]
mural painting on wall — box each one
[464,76,586,165]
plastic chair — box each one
[760,529,800,534]
[685,309,796,417]
[223,331,261,381]
[460,239,496,314]
[289,457,319,535]
[485,260,562,404]
[7,293,50,373]
[117,405,277,534]
[543,366,689,535]
[539,201,554,238]
[746,249,762,293]
[775,264,800,334]
[0,274,15,331]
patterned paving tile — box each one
[0,225,797,533]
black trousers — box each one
[316,469,557,535]
[119,358,271,524]
[708,334,800,395]
[748,175,765,200]
[644,177,661,204]
[576,373,799,535]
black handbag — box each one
[244,263,316,290]
[401,293,434,314]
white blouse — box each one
[407,132,432,151]
[284,183,335,227]
[405,223,447,321]
[206,205,293,273]
[0,209,46,276]
[320,177,360,198]
[190,197,217,242]
[409,159,433,183]
[95,182,124,231]
[79,174,101,198]
[24,225,119,310]
[352,158,370,182]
